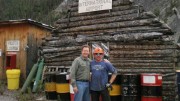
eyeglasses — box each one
[94,53,103,56]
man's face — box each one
[94,53,104,61]
[81,47,90,58]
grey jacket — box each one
[70,56,91,87]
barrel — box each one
[141,73,162,101]
[121,74,140,101]
[45,73,57,100]
[109,74,121,101]
[177,70,180,94]
[56,72,70,101]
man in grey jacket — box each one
[70,45,91,101]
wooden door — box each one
[26,33,38,77]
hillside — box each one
[0,0,64,26]
[134,0,180,42]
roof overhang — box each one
[0,19,54,31]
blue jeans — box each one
[74,81,90,101]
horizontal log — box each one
[58,18,156,32]
[163,76,176,81]
[109,44,177,50]
[110,59,173,63]
[76,35,113,42]
[56,8,140,23]
[110,54,174,58]
[162,73,176,77]
[162,90,176,96]
[42,42,81,47]
[45,61,73,66]
[42,46,63,49]
[45,56,77,61]
[58,13,149,29]
[44,51,81,58]
[42,37,60,41]
[162,86,175,91]
[110,50,173,55]
[58,26,172,37]
[45,57,74,62]
[70,5,134,17]
[109,57,174,60]
[109,40,173,45]
[75,32,164,42]
[109,56,174,61]
[113,66,173,69]
[43,46,81,53]
[117,68,174,73]
[112,62,174,67]
[163,84,176,87]
[113,32,163,41]
[45,57,77,63]
[42,39,80,47]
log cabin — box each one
[42,0,178,100]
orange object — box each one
[93,47,104,54]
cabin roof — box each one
[0,19,54,31]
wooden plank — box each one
[0,31,5,79]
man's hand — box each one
[105,83,113,90]
[73,86,78,93]
[104,59,110,63]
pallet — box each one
[44,66,70,74]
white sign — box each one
[6,40,20,51]
[78,0,112,13]
[143,76,155,84]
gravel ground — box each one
[0,86,54,101]
[0,88,18,101]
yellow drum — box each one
[109,74,121,101]
[6,69,20,90]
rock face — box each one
[134,0,180,42]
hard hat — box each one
[93,47,104,54]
